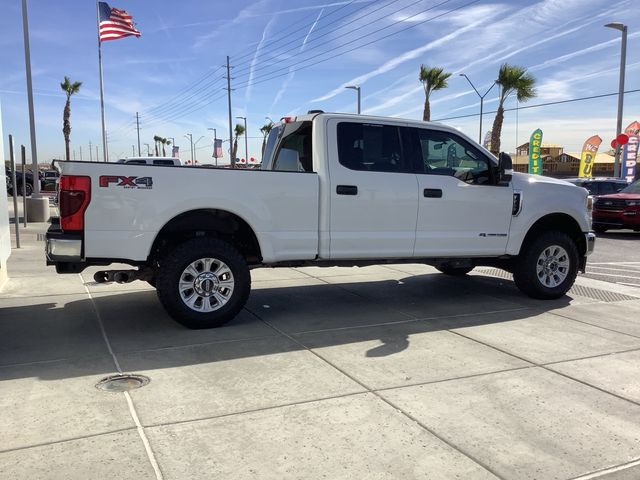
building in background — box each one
[512,142,615,177]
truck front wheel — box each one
[513,231,579,299]
[156,238,251,329]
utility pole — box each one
[131,145,135,156]
[184,133,194,164]
[79,145,83,161]
[225,56,234,168]
[96,145,99,163]
[89,141,93,161]
[135,111,141,157]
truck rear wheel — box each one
[513,231,579,299]
[156,238,251,329]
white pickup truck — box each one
[46,112,595,328]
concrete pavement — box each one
[3,209,640,479]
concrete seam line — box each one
[568,456,640,480]
[243,307,508,480]
[548,310,640,340]
[0,427,137,454]
[449,330,640,408]
[81,277,163,480]
[124,391,164,480]
[541,345,640,366]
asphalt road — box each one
[585,230,640,287]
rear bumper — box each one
[45,222,83,270]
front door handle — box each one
[337,185,358,195]
[423,188,443,198]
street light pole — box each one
[236,116,248,164]
[345,85,361,114]
[208,128,218,166]
[605,22,628,178]
[184,134,194,164]
[459,74,497,144]
[193,136,205,164]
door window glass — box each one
[415,129,493,185]
[598,182,616,195]
[337,122,403,172]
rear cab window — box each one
[337,122,404,173]
[263,121,313,172]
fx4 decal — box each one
[99,175,153,189]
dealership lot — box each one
[3,218,640,479]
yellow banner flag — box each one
[578,135,602,178]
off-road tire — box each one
[156,238,250,329]
[513,231,579,299]
[435,265,474,276]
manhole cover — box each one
[96,374,150,392]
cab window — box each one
[337,122,403,173]
[272,122,313,172]
[413,128,493,185]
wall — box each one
[0,101,11,289]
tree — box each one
[60,76,82,161]
[490,63,536,155]
[163,138,171,157]
[153,135,161,156]
[419,65,451,122]
[232,123,245,165]
[260,122,273,156]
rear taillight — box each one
[59,175,91,232]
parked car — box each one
[592,179,640,232]
[564,177,628,197]
[116,156,183,166]
[45,112,594,329]
[42,170,59,191]
[5,166,41,196]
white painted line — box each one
[589,262,640,265]
[587,266,640,274]
[81,276,164,480]
[570,456,640,479]
[617,282,640,287]
[585,272,640,280]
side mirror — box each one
[497,152,513,185]
[275,148,303,172]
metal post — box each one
[615,27,627,178]
[226,56,234,168]
[79,145,83,161]
[96,145,99,163]
[135,112,141,156]
[21,145,27,226]
[213,128,217,166]
[96,1,107,162]
[132,145,135,156]
[73,149,76,160]
[89,141,93,161]
[9,135,20,248]
[357,87,361,114]
[243,118,248,163]
[21,0,40,197]
[479,97,484,144]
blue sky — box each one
[1,0,639,163]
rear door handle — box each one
[336,185,358,195]
[423,188,443,198]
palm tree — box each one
[260,122,273,156]
[490,63,536,155]
[60,76,82,161]
[419,65,451,122]
[153,135,161,156]
[163,138,170,157]
[232,123,245,164]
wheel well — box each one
[149,209,262,266]
[521,213,586,256]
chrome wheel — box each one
[178,257,234,312]
[536,245,570,288]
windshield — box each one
[261,126,281,169]
[621,179,640,194]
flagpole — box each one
[96,1,108,162]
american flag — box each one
[98,2,141,42]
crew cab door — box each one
[407,127,513,256]
[326,119,418,259]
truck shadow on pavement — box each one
[0,272,575,381]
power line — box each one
[233,0,418,78]
[231,0,361,65]
[234,0,474,91]
[432,88,640,122]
